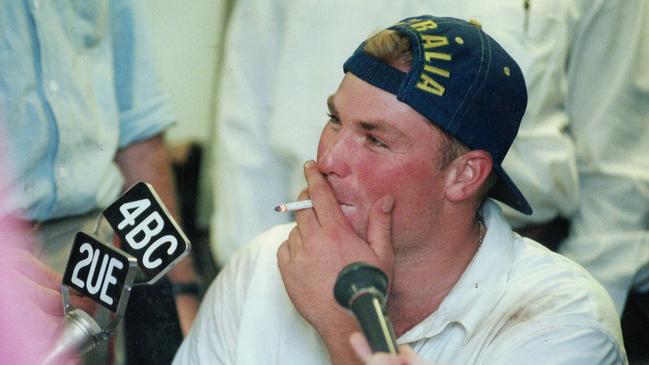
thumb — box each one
[366,195,394,260]
[349,332,372,363]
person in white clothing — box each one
[177,16,626,365]
[211,0,583,264]
[210,0,649,315]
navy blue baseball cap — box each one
[343,15,532,215]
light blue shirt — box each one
[0,0,174,221]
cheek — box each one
[358,157,440,202]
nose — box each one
[317,130,351,179]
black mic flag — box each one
[43,181,191,363]
[334,262,399,354]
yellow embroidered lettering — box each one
[424,51,452,62]
[423,64,450,78]
[410,20,438,32]
[420,35,449,49]
[416,74,445,96]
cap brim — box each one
[489,165,533,215]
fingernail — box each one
[304,160,315,168]
[381,196,394,213]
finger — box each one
[287,226,303,259]
[69,294,98,315]
[294,188,317,237]
[13,273,65,316]
[297,187,310,201]
[277,241,292,282]
[350,332,373,363]
[366,195,395,260]
[7,249,62,291]
[303,160,346,226]
[364,353,406,365]
[399,345,425,365]
[277,241,291,265]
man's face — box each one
[317,73,448,246]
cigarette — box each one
[274,199,313,212]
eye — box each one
[326,112,341,129]
[366,134,388,148]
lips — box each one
[339,203,356,214]
[333,196,356,209]
[327,178,359,213]
[331,194,357,216]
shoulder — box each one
[228,222,295,269]
[475,203,626,363]
[491,235,626,363]
[211,222,295,289]
[510,235,617,319]
[174,223,295,364]
[206,222,295,304]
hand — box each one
[350,332,432,365]
[277,160,394,362]
[6,246,96,315]
[0,217,91,364]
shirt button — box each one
[59,166,68,178]
[48,80,59,93]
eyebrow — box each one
[327,94,407,140]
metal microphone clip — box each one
[42,233,139,365]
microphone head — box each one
[334,262,389,309]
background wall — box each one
[141,0,234,232]
[142,0,230,145]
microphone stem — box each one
[350,294,398,354]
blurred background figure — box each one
[0,207,74,365]
[0,0,219,363]
[0,125,75,365]
[208,0,649,361]
[555,2,649,310]
[0,217,60,365]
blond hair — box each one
[363,30,413,68]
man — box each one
[213,0,649,319]
[211,0,583,265]
[175,16,625,364]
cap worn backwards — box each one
[343,15,532,215]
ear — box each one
[444,150,493,203]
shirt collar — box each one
[398,200,516,344]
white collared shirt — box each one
[174,201,626,365]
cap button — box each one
[468,19,482,29]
